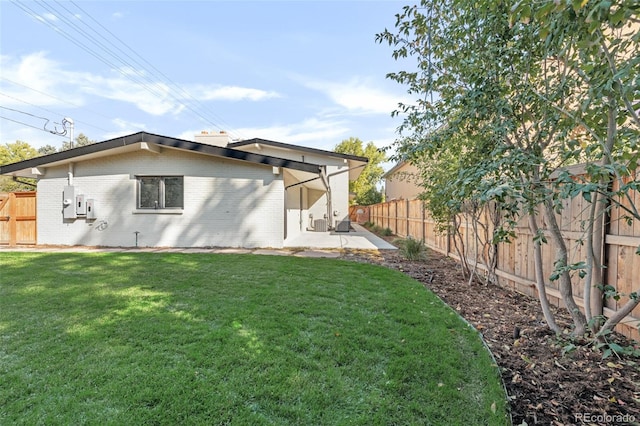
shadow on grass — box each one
[0,252,509,425]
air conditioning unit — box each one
[313,218,327,232]
[335,220,350,233]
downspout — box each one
[324,163,367,228]
[319,166,332,229]
[283,167,325,235]
[283,163,365,230]
[68,163,74,186]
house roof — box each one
[382,160,418,179]
[229,138,369,163]
[0,131,324,178]
[382,160,411,179]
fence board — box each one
[367,176,640,340]
[0,192,37,246]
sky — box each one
[0,0,414,168]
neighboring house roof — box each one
[382,159,412,179]
[229,138,369,163]
[0,132,324,178]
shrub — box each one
[363,221,375,229]
[394,237,427,261]
[382,227,393,236]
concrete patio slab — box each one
[0,224,396,254]
[284,223,397,250]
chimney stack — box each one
[194,130,230,147]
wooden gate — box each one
[0,192,37,246]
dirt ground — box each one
[340,248,640,426]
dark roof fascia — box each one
[229,138,369,163]
[0,131,322,175]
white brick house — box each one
[0,132,367,248]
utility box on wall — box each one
[86,199,96,219]
[63,186,77,219]
[76,194,86,215]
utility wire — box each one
[0,115,67,139]
[0,105,71,136]
[12,1,179,108]
[0,91,111,133]
[36,0,177,106]
[66,0,244,139]
[11,0,244,140]
[0,77,132,129]
[0,105,54,129]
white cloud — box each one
[99,119,147,141]
[1,52,279,120]
[0,52,86,107]
[197,85,281,102]
[297,75,407,115]
[41,13,58,22]
[82,74,179,116]
[236,117,350,150]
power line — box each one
[0,91,111,133]
[0,105,51,122]
[11,1,179,109]
[10,0,245,140]
[67,0,245,140]
[0,105,72,137]
[36,0,180,108]
[0,115,67,139]
[0,77,131,130]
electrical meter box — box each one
[63,186,76,219]
[86,199,96,219]
[76,194,86,215]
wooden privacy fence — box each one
[367,187,640,341]
[0,192,37,246]
[348,205,370,224]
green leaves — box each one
[377,0,639,337]
[334,137,386,205]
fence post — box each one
[446,215,452,256]
[405,199,410,238]
[8,193,16,246]
[421,200,425,242]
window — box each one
[137,176,183,209]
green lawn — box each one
[0,252,508,425]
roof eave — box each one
[0,132,323,177]
[230,138,370,163]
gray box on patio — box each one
[335,220,350,233]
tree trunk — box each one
[451,214,471,279]
[583,190,606,333]
[543,199,587,336]
[599,296,640,338]
[528,212,561,333]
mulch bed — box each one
[341,248,640,426]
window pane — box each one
[139,177,160,208]
[164,177,183,208]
